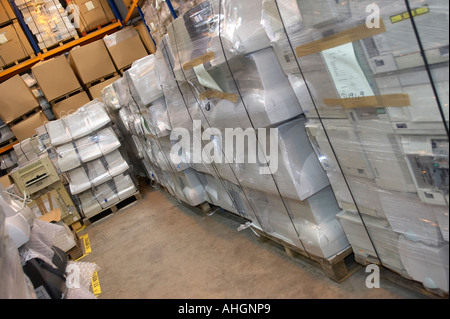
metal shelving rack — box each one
[0,0,156,82]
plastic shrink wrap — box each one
[261,0,448,291]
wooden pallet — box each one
[119,64,133,76]
[0,53,36,72]
[85,72,119,89]
[0,18,15,29]
[0,136,17,149]
[80,20,117,37]
[6,106,42,127]
[82,190,142,226]
[41,35,80,53]
[49,87,85,106]
[250,226,360,283]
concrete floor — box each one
[78,181,430,299]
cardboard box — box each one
[32,55,81,102]
[0,21,34,68]
[104,27,148,70]
[68,39,117,84]
[88,75,120,100]
[10,111,48,142]
[52,91,91,119]
[71,0,116,34]
[0,0,15,25]
[135,21,156,54]
[0,74,40,123]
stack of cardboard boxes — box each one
[68,38,120,100]
[68,0,116,35]
[0,74,44,142]
[0,0,35,69]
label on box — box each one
[0,33,8,44]
[85,1,95,11]
[322,42,375,99]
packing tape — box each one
[323,93,411,109]
[296,19,386,57]
[182,51,215,70]
[200,90,239,103]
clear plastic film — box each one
[45,118,73,147]
[77,190,102,219]
[0,188,36,298]
[14,137,47,166]
[127,54,164,107]
[167,0,271,82]
[113,173,137,200]
[56,142,81,173]
[93,180,120,209]
[165,2,336,257]
[261,0,449,291]
[103,26,139,48]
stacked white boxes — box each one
[44,99,137,219]
[261,0,449,292]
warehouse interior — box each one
[0,0,448,302]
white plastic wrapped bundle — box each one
[64,110,92,140]
[215,117,329,201]
[0,201,36,298]
[148,98,172,137]
[336,210,407,275]
[127,55,164,107]
[296,215,351,259]
[113,174,137,200]
[379,191,444,247]
[101,83,121,111]
[78,190,102,219]
[85,158,110,187]
[397,236,449,292]
[45,119,72,146]
[75,135,103,163]
[163,81,194,131]
[83,99,111,132]
[68,167,91,195]
[96,127,121,156]
[1,151,18,170]
[242,185,349,258]
[156,136,190,172]
[178,47,302,130]
[241,187,302,247]
[168,0,270,81]
[13,137,47,166]
[104,150,129,177]
[94,181,120,209]
[0,124,14,142]
[56,142,81,172]
[178,169,206,206]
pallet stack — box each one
[14,0,78,51]
[103,26,149,76]
[260,0,449,296]
[68,38,120,101]
[102,0,448,296]
[0,0,36,71]
[44,98,139,225]
[66,0,116,36]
